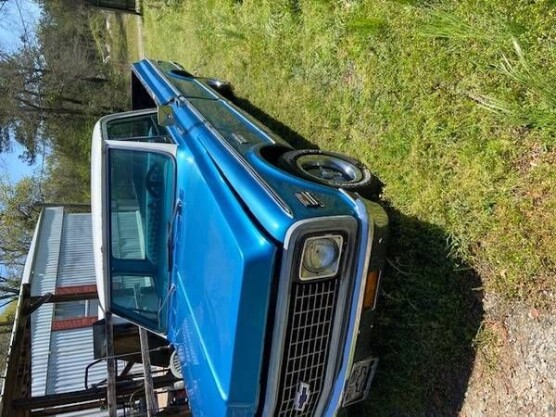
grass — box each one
[141,0,556,301]
[89,10,142,67]
[139,0,556,414]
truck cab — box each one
[91,59,388,417]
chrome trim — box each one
[295,191,323,208]
[178,97,294,217]
[345,199,373,365]
[146,60,293,216]
[230,132,248,145]
[99,108,177,145]
[104,139,177,157]
[299,234,344,280]
[221,101,278,145]
[295,154,364,184]
[262,216,358,417]
[328,196,374,415]
[169,61,185,70]
[370,270,383,311]
[189,78,221,100]
[99,117,179,337]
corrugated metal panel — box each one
[30,207,63,296]
[31,303,54,397]
[58,213,96,287]
[46,328,145,391]
[28,208,148,416]
[30,207,64,396]
[111,210,145,259]
[47,328,106,394]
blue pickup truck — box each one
[91,59,388,417]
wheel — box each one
[278,149,382,199]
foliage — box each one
[0,175,43,304]
[0,176,42,266]
[0,1,132,293]
[0,301,18,392]
[0,0,127,164]
[476,39,556,132]
[0,1,136,374]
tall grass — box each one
[476,39,556,133]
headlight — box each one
[300,235,343,280]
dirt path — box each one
[461,295,556,416]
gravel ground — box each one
[461,294,556,417]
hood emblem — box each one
[295,191,323,208]
[294,382,311,411]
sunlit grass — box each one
[90,10,141,66]
[141,0,556,411]
[142,0,556,302]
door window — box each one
[106,112,172,144]
[108,148,175,332]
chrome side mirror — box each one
[157,105,176,127]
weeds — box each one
[420,11,489,40]
[490,40,556,133]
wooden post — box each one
[0,285,31,417]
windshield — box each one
[108,148,175,333]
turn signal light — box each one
[363,270,381,310]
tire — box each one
[278,149,382,199]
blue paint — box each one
[113,59,387,416]
[165,133,277,416]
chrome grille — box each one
[275,278,339,416]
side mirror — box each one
[157,105,176,127]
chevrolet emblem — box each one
[294,382,311,411]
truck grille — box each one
[274,278,339,416]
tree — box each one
[0,274,20,309]
[0,175,44,307]
[0,300,19,393]
[0,1,127,163]
[0,175,42,268]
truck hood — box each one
[165,144,277,416]
[132,59,359,242]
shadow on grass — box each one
[365,207,484,417]
[231,96,318,150]
[232,95,484,416]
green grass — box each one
[140,0,556,414]
[90,10,142,66]
[142,0,556,301]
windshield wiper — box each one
[167,200,182,271]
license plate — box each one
[342,356,379,407]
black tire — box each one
[278,149,382,199]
